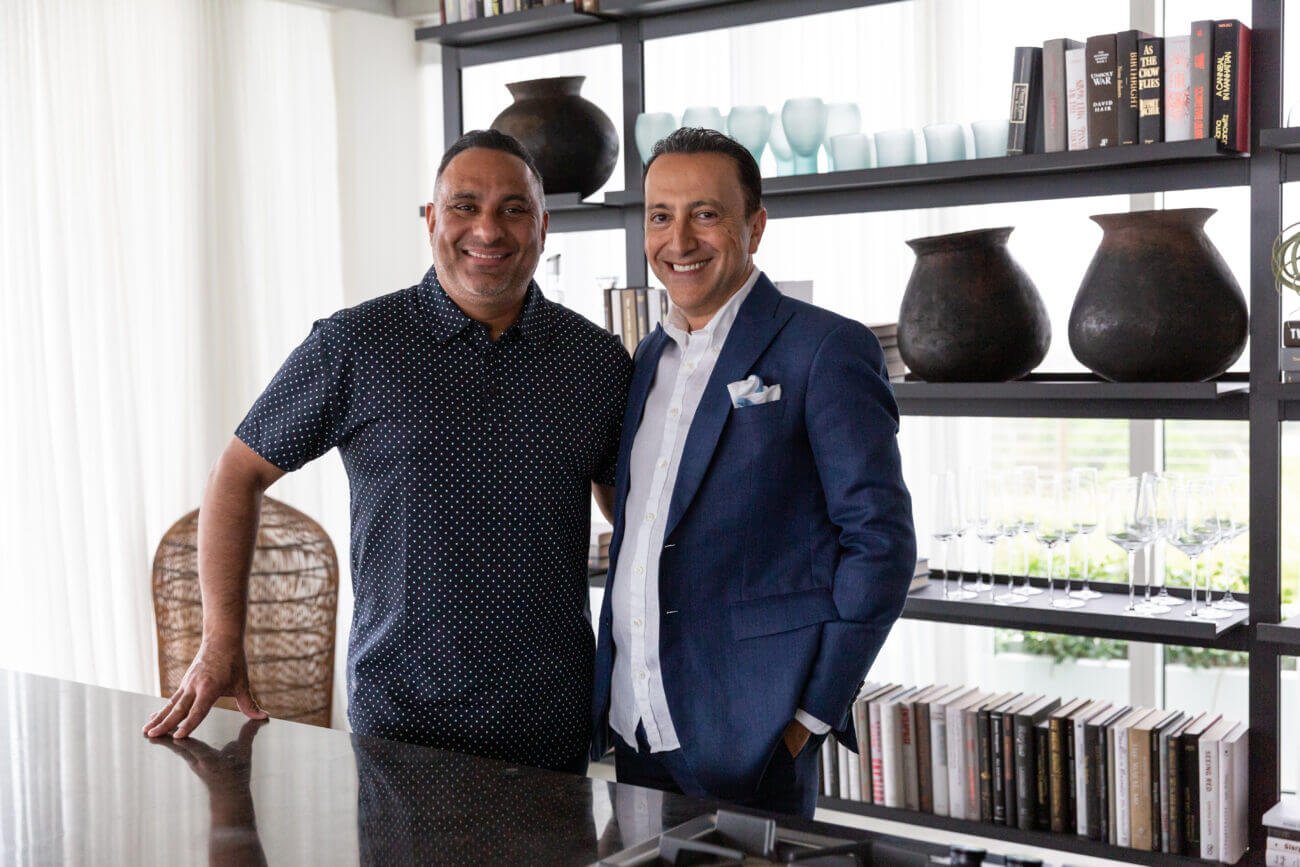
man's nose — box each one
[666,219,695,254]
[469,211,507,244]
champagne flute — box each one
[1168,478,1222,619]
[1213,474,1249,611]
[1143,471,1180,611]
[1104,477,1154,614]
[1067,467,1102,601]
[1035,474,1069,605]
[931,471,972,600]
[1134,472,1171,615]
[1053,471,1086,609]
[970,470,1004,594]
[1011,465,1043,597]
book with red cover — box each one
[1190,20,1214,138]
[1211,19,1251,152]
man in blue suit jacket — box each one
[591,128,917,818]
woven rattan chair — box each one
[151,497,339,727]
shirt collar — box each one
[417,265,552,346]
[662,265,761,349]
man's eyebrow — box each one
[647,198,724,210]
[445,191,535,205]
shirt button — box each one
[657,458,668,469]
[645,513,654,523]
[633,617,643,628]
[685,361,696,372]
[634,564,645,575]
[638,671,648,681]
[669,407,680,418]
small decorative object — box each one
[898,227,1050,382]
[490,76,618,198]
[768,114,795,176]
[1271,220,1300,293]
[922,123,967,162]
[971,118,1010,158]
[874,128,918,167]
[635,111,678,164]
[681,105,725,132]
[823,102,862,166]
[1068,208,1247,381]
[828,133,874,171]
[726,106,772,164]
[780,97,827,174]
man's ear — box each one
[748,206,768,254]
[425,202,436,237]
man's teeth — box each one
[466,250,508,259]
[672,261,707,273]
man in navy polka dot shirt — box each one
[144,130,633,774]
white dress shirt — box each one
[610,267,829,755]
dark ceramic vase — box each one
[1068,208,1246,382]
[489,76,618,199]
[898,227,1051,382]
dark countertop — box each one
[0,669,946,866]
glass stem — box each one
[1189,557,1200,616]
[1021,532,1031,592]
[1081,544,1091,591]
[943,538,950,598]
[1127,549,1137,611]
[1143,544,1153,601]
[1062,540,1073,596]
[1046,544,1055,601]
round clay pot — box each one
[898,227,1051,382]
[490,76,618,198]
[1068,208,1246,382]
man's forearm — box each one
[196,460,265,643]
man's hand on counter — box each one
[142,638,268,739]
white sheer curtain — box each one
[0,0,352,703]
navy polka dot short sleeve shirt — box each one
[236,266,632,770]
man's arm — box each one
[143,437,284,739]
[797,321,917,732]
[592,483,615,524]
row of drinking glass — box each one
[635,101,1011,174]
[930,468,1247,618]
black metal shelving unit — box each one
[418,2,1291,864]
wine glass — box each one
[969,470,1005,594]
[931,471,972,600]
[1067,467,1102,601]
[1104,477,1154,614]
[1213,475,1249,611]
[1167,478,1223,619]
[1053,471,1086,609]
[1010,465,1042,597]
[1035,474,1069,605]
[1133,472,1171,615]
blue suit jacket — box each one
[590,273,917,800]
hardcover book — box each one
[1034,719,1052,830]
[1128,708,1170,850]
[1007,47,1045,155]
[1137,36,1165,144]
[1190,20,1214,138]
[1048,697,1088,832]
[1116,29,1153,145]
[915,685,955,813]
[1013,695,1060,830]
[1085,34,1119,147]
[1181,712,1221,853]
[977,692,1018,821]
[931,686,975,817]
[947,689,990,819]
[1199,718,1238,860]
[1093,704,1131,842]
[1166,715,1194,854]
[1074,700,1107,836]
[1065,47,1089,150]
[1212,19,1252,152]
[1165,35,1193,141]
[1043,38,1083,152]
[1153,711,1187,852]
[1219,723,1248,864]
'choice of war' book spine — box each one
[1164,35,1193,141]
[1190,20,1214,138]
[1212,19,1251,152]
[1085,34,1119,147]
[1043,38,1083,152]
[1116,30,1153,145]
[1137,36,1165,144]
[1065,47,1089,150]
[1007,47,1045,155]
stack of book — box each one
[909,558,929,593]
[604,286,669,355]
[440,0,589,25]
[820,684,1248,863]
[1265,796,1300,866]
[868,323,906,382]
[589,523,611,573]
[1011,18,1250,155]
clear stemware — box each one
[1053,471,1086,609]
[1035,474,1069,606]
[970,470,1005,594]
[1067,467,1102,601]
[931,471,972,600]
[1008,465,1042,598]
[1212,474,1249,611]
[1168,478,1223,619]
[1104,477,1154,614]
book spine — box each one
[634,288,649,343]
[1007,47,1044,155]
[603,287,615,335]
[619,290,637,355]
[1042,39,1078,152]
[1116,30,1145,145]
[444,0,461,22]
[1151,726,1164,852]
[1137,37,1164,144]
[1002,706,1018,827]
[853,699,872,804]
[1218,735,1237,863]
[1270,827,1300,842]
[1116,724,1131,847]
[1168,730,1183,854]
[1066,47,1089,151]
[1165,35,1193,141]
[1065,715,1077,834]
[1267,849,1300,867]
[1014,716,1036,830]
[931,704,950,816]
[1073,714,1089,835]
[820,739,833,797]
[947,702,966,818]
[1130,729,1153,850]
[847,740,862,800]
[990,711,1007,824]
[883,704,904,807]
[1183,730,1202,852]
[1084,722,1102,839]
[963,706,982,820]
[902,703,920,810]
[1199,733,1219,860]
[1106,725,1117,844]
[1272,837,1300,854]
[1034,723,1051,830]
[916,703,933,813]
[1049,717,1068,832]
[1211,20,1251,152]
[1190,20,1214,138]
[869,702,886,804]
[1086,34,1119,147]
[977,707,994,821]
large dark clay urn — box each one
[490,76,618,199]
[1067,208,1246,382]
[898,227,1051,382]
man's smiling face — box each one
[427,146,547,307]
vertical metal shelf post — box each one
[1249,1,1284,862]
[620,19,648,287]
[442,45,463,150]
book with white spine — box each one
[946,689,990,819]
[930,686,975,816]
[1219,722,1248,864]
[1075,700,1110,836]
[1199,718,1238,860]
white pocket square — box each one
[727,374,782,408]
